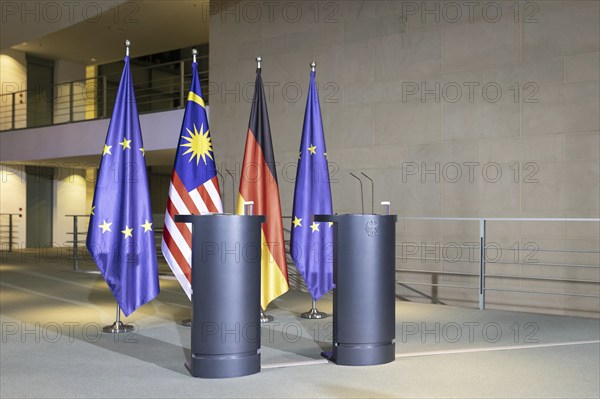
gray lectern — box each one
[314,214,397,366]
[174,214,265,378]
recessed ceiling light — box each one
[91,58,97,62]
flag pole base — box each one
[102,321,134,334]
[181,319,192,327]
[260,310,274,323]
[301,308,328,319]
[301,299,328,319]
[103,304,133,333]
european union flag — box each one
[86,55,159,317]
[290,70,334,301]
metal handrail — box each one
[65,214,169,270]
[396,242,600,254]
[396,217,600,310]
[0,213,22,252]
[65,214,89,270]
[1,56,209,132]
[62,214,600,312]
[486,260,600,269]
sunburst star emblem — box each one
[181,123,214,166]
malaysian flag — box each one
[161,60,222,299]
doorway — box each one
[26,55,55,128]
[26,166,54,247]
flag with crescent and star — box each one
[290,69,334,301]
[161,60,223,299]
[86,55,159,317]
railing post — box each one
[73,216,78,271]
[11,93,15,130]
[180,60,185,108]
[69,82,74,122]
[8,214,13,253]
[102,76,107,118]
[479,219,486,310]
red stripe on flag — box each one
[162,227,192,283]
[172,172,201,215]
[239,129,288,280]
[198,179,219,213]
[211,175,221,199]
[165,198,192,246]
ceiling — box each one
[0,1,126,49]
[6,0,210,65]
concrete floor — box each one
[1,249,599,398]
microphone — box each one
[349,172,365,214]
[360,172,374,214]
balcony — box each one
[0,56,208,132]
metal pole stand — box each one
[301,299,328,319]
[260,309,274,323]
[181,319,191,327]
[102,304,134,333]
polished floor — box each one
[1,249,599,398]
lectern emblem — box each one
[365,220,379,237]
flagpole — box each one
[252,56,273,324]
[301,298,328,319]
[103,304,134,333]
[299,60,329,320]
[101,39,136,335]
[179,47,200,329]
[226,169,235,212]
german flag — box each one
[237,66,289,309]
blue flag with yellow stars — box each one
[290,69,334,301]
[86,55,159,317]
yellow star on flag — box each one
[328,222,334,228]
[120,137,132,150]
[90,205,95,216]
[310,222,320,233]
[103,144,112,156]
[141,219,153,232]
[293,216,302,228]
[121,225,133,238]
[181,123,214,166]
[99,220,112,233]
[308,144,317,155]
[139,147,145,156]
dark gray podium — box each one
[314,214,397,366]
[174,214,265,378]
